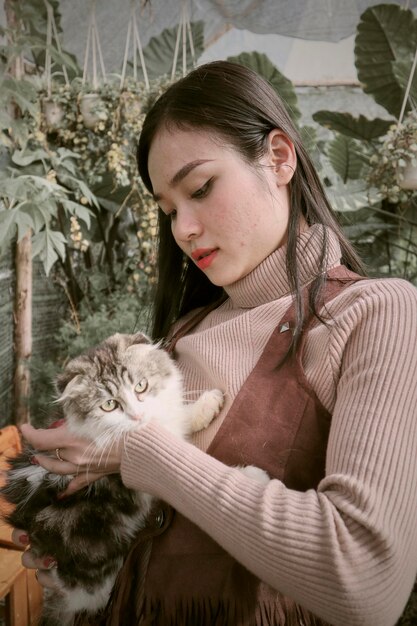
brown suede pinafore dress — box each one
[105,267,362,626]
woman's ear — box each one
[266,129,297,185]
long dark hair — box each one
[137,61,366,344]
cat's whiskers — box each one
[91,425,129,470]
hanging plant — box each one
[78,92,104,129]
[42,98,65,127]
[367,111,417,203]
[40,0,74,129]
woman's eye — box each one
[101,399,118,412]
[135,378,148,394]
[191,178,212,200]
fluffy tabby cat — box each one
[1,332,224,626]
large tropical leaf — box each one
[326,135,365,182]
[137,21,205,81]
[354,4,417,118]
[226,51,301,123]
[325,179,375,213]
[312,111,394,141]
[392,60,417,110]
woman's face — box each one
[148,126,292,287]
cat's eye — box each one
[101,399,118,412]
[135,378,148,394]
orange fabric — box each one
[0,425,22,532]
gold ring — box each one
[35,568,39,580]
[55,448,64,462]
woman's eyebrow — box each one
[171,159,212,185]
[153,159,212,201]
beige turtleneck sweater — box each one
[121,225,417,626]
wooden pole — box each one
[13,233,33,425]
[5,0,33,425]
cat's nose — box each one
[131,414,143,422]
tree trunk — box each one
[13,233,33,425]
[5,0,33,425]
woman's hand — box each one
[20,422,124,496]
[11,529,58,589]
[13,423,124,585]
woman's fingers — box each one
[61,470,109,496]
[20,423,74,450]
[33,453,78,475]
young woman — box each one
[15,61,417,626]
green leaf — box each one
[15,212,35,241]
[326,135,365,182]
[312,111,394,141]
[7,119,32,148]
[140,21,205,80]
[343,221,395,239]
[62,175,100,209]
[32,229,67,275]
[325,179,375,213]
[0,109,12,129]
[0,204,33,248]
[60,199,92,227]
[0,176,29,203]
[0,77,38,116]
[392,60,417,107]
[226,51,301,123]
[300,125,322,168]
[20,202,51,232]
[12,147,50,167]
[44,45,80,73]
[95,196,125,213]
[354,4,417,118]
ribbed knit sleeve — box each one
[120,277,417,626]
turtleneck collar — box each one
[224,225,342,309]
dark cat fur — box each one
[1,332,224,626]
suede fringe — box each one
[138,596,330,626]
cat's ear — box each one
[55,358,89,394]
[105,332,152,348]
[131,332,152,345]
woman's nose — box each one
[173,209,203,242]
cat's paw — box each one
[190,389,224,432]
[238,465,270,485]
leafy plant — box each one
[368,111,417,204]
[0,1,95,275]
[312,3,417,283]
[0,96,96,274]
[227,51,301,123]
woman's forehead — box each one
[148,127,236,180]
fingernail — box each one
[43,557,57,569]
[19,533,29,545]
[30,456,39,465]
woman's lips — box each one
[191,248,218,270]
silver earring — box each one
[279,163,295,174]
